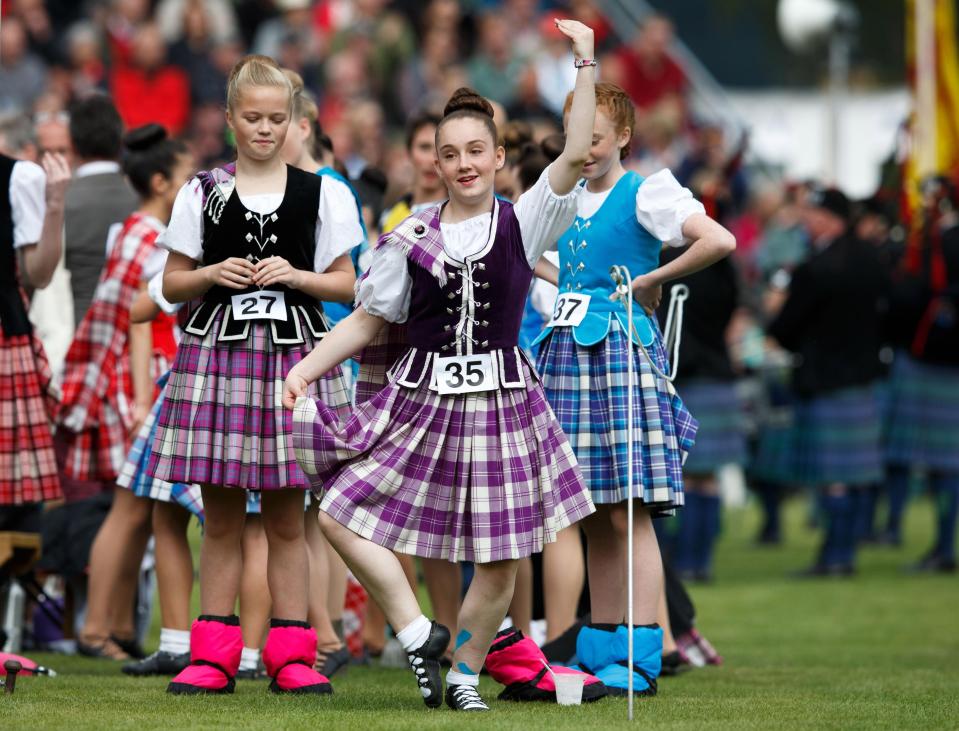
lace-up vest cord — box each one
[406,201,531,356]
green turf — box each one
[3,497,958,729]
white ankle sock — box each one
[239,646,260,671]
[158,628,190,655]
[446,669,480,687]
[396,615,431,653]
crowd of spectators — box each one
[1,1,739,214]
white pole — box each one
[915,0,938,177]
[611,265,635,721]
[826,30,851,184]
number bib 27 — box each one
[231,290,287,321]
[548,293,591,327]
[434,353,496,395]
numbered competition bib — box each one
[547,293,591,327]
[434,353,496,395]
[231,290,288,321]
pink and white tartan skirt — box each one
[148,311,350,491]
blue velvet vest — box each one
[532,171,660,348]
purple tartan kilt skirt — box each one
[147,311,351,491]
[292,352,595,563]
[884,353,959,472]
[535,321,697,513]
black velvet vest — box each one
[0,154,32,336]
[183,165,329,344]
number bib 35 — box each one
[231,290,287,321]
[434,353,496,395]
[548,293,591,327]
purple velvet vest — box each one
[406,200,531,355]
[358,200,538,392]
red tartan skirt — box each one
[0,328,61,504]
[59,353,168,483]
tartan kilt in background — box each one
[0,330,61,504]
[792,384,883,487]
[148,312,351,491]
[59,353,169,483]
[884,354,959,473]
[293,353,595,564]
[677,378,747,474]
[535,320,697,513]
[747,362,799,485]
[117,372,204,519]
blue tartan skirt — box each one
[536,320,697,513]
[117,373,204,519]
[677,379,747,474]
[792,384,883,487]
[884,354,959,473]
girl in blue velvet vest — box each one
[534,82,736,696]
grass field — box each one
[3,497,958,730]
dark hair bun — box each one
[123,123,168,152]
[443,87,494,119]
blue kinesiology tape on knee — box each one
[457,662,477,674]
[455,629,472,651]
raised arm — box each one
[547,19,596,196]
[19,153,70,290]
[283,307,386,409]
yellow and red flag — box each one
[902,0,959,257]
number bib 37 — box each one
[434,353,496,395]
[231,290,287,321]
[548,293,591,327]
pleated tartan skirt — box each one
[0,330,61,504]
[148,311,351,491]
[884,354,959,473]
[293,350,595,564]
[677,378,747,474]
[792,384,883,487]
[117,372,204,518]
[535,321,697,513]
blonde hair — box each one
[226,54,293,111]
[283,68,318,123]
[282,67,324,159]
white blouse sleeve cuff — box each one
[146,270,180,315]
[157,180,205,260]
[635,169,706,248]
[314,177,366,273]
[11,160,46,248]
[515,163,583,266]
[355,244,412,323]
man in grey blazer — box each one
[64,94,138,327]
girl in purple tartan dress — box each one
[285,20,597,712]
[145,55,364,696]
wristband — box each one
[574,58,598,68]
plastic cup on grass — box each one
[553,672,585,706]
[540,658,585,706]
